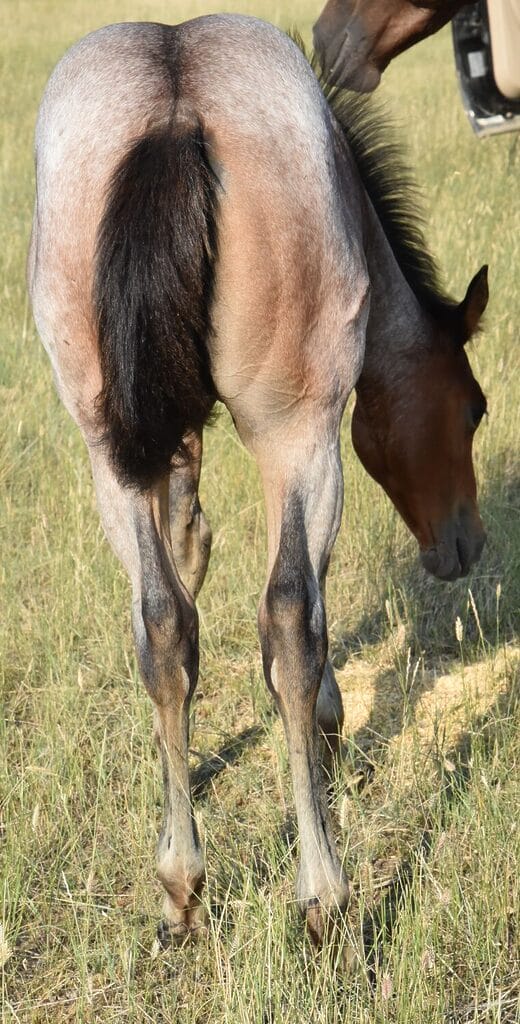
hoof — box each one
[157,916,207,948]
[157,892,208,947]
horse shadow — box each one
[190,723,268,801]
[358,674,519,986]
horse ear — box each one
[458,265,489,343]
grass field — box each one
[1,2,519,1022]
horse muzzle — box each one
[420,514,486,582]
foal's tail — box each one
[94,126,218,490]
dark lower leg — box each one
[133,486,206,942]
[89,451,207,940]
[258,484,348,944]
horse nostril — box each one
[455,537,468,576]
[457,525,486,574]
[421,545,462,582]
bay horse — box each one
[313,0,472,91]
[28,15,488,947]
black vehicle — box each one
[452,0,520,136]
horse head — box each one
[352,266,489,581]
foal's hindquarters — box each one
[29,16,370,944]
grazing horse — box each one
[28,15,488,946]
[313,0,471,91]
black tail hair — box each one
[94,126,218,490]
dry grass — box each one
[1,3,519,1022]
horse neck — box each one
[360,201,435,387]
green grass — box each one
[1,3,519,1022]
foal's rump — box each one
[30,17,367,485]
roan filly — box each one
[29,15,488,946]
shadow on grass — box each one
[333,469,520,804]
[190,722,269,801]
[360,673,519,986]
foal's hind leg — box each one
[89,445,206,942]
[255,423,349,945]
[168,431,212,600]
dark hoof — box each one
[157,919,169,948]
[157,917,207,948]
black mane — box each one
[292,35,456,318]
